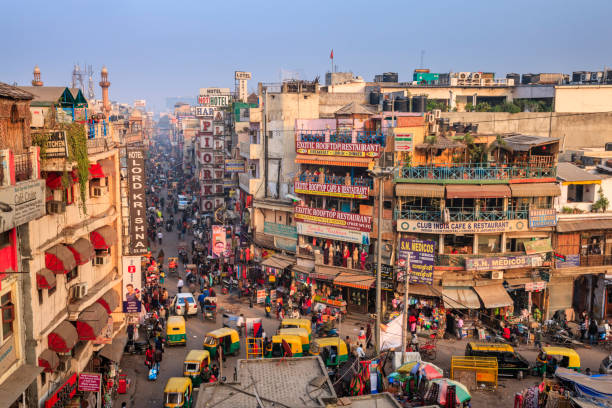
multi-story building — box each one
[17,68,124,406]
[0,82,46,408]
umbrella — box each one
[397,361,444,380]
[429,378,471,404]
[388,371,411,383]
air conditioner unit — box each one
[459,72,469,80]
[46,200,66,214]
[472,72,481,80]
[491,271,504,280]
[90,185,108,198]
[431,123,439,134]
[94,253,111,265]
[71,283,88,299]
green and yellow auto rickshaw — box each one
[166,316,187,346]
[278,327,310,353]
[163,377,193,408]
[266,334,304,358]
[280,318,312,341]
[183,350,210,386]
[203,327,240,357]
[310,337,349,367]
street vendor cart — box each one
[203,297,217,322]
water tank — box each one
[394,97,408,112]
[413,95,427,112]
[382,72,399,83]
[521,73,534,85]
[506,73,520,84]
[382,99,393,111]
[369,92,380,105]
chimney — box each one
[32,65,43,86]
[99,66,111,117]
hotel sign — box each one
[465,255,543,271]
[198,95,231,107]
[397,219,528,234]
[296,141,380,158]
[295,206,372,232]
[195,106,214,117]
[126,147,148,255]
[264,221,297,239]
[294,181,369,199]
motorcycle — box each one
[124,339,148,355]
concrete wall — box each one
[318,92,367,118]
[440,111,612,150]
[555,85,612,112]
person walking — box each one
[237,314,245,337]
[456,316,464,339]
[145,345,154,369]
[177,278,184,293]
[157,230,163,245]
[588,317,599,345]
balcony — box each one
[395,163,556,184]
[394,206,529,222]
[580,254,612,267]
[296,172,373,188]
[14,153,32,182]
[239,172,263,197]
[297,130,385,146]
[239,141,262,160]
[86,137,113,155]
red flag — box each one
[330,49,334,59]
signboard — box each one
[397,239,436,285]
[239,107,250,122]
[212,225,226,258]
[78,373,102,392]
[397,219,528,234]
[195,106,214,117]
[275,237,297,252]
[200,87,231,96]
[126,148,148,254]
[294,206,372,232]
[465,255,543,271]
[235,71,252,80]
[256,290,266,303]
[0,338,16,375]
[122,256,142,313]
[134,99,146,107]
[0,179,46,234]
[94,315,114,344]
[555,254,580,269]
[264,221,297,239]
[45,373,78,408]
[394,133,413,152]
[297,222,369,244]
[213,110,225,122]
[524,238,553,255]
[200,119,213,133]
[529,208,557,228]
[198,95,231,107]
[214,124,224,136]
[294,181,369,199]
[34,131,68,158]
[525,281,547,292]
[296,141,381,158]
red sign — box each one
[78,372,102,392]
[294,181,369,199]
[128,265,135,274]
[296,141,380,157]
[294,206,372,232]
[45,373,78,408]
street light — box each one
[367,165,396,353]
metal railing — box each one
[14,153,32,182]
[86,137,110,154]
[580,254,612,267]
[298,130,385,146]
[396,163,556,181]
[395,207,529,221]
[297,173,373,188]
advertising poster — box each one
[294,206,372,232]
[212,225,226,258]
[397,238,436,285]
[122,256,142,313]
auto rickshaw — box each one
[278,328,310,353]
[202,328,240,357]
[541,346,581,374]
[280,318,312,341]
[183,350,210,386]
[203,297,217,322]
[266,334,303,358]
[163,377,193,408]
[166,316,187,346]
[310,337,348,367]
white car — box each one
[171,293,198,316]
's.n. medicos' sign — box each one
[294,181,369,199]
[296,141,380,158]
[465,255,543,271]
[397,239,436,285]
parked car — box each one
[171,293,198,316]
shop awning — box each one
[66,238,95,265]
[99,331,128,363]
[473,284,514,309]
[295,154,372,167]
[76,303,109,341]
[90,225,117,250]
[97,289,120,314]
[397,283,442,297]
[556,218,612,233]
[445,185,511,199]
[45,244,77,274]
[261,255,294,270]
[48,321,78,353]
[395,184,445,198]
[88,163,105,179]
[99,159,115,176]
[292,264,314,274]
[45,170,78,190]
[38,349,59,372]
[311,265,341,281]
[442,287,481,309]
[510,183,560,197]
[0,364,43,405]
[36,268,56,290]
[333,272,375,290]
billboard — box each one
[198,95,231,107]
[397,239,436,285]
[0,179,45,234]
[122,256,142,313]
[294,181,369,199]
[200,87,231,96]
[126,147,148,254]
[296,141,381,158]
[396,219,528,234]
[225,159,245,173]
[465,255,543,271]
[33,131,68,158]
[195,106,214,117]
[212,225,226,258]
[294,206,372,232]
[235,71,252,80]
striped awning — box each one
[510,183,560,197]
[295,154,372,167]
[36,268,56,289]
[333,272,375,290]
[446,185,511,199]
[396,184,445,198]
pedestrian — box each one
[154,347,163,371]
[588,318,599,345]
[177,278,184,293]
[580,317,588,340]
[145,345,154,368]
[265,302,271,318]
[409,313,417,335]
[358,327,366,344]
[237,314,245,337]
[157,230,163,245]
[534,328,542,349]
[345,336,353,355]
[355,343,366,359]
[456,315,464,339]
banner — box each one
[524,238,553,254]
[529,208,557,228]
[465,255,543,271]
[0,179,45,234]
[122,256,142,313]
[294,206,372,232]
[296,141,380,158]
[397,219,528,234]
[126,148,148,254]
[397,239,436,285]
[297,222,369,244]
[294,181,369,199]
[212,225,226,258]
[78,373,102,392]
[225,159,245,173]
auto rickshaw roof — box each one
[164,377,192,393]
[272,334,302,344]
[541,346,580,358]
[279,327,308,337]
[207,327,238,338]
[185,349,210,362]
[281,318,311,327]
[314,337,347,348]
[167,316,186,326]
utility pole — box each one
[401,253,411,364]
[263,87,268,198]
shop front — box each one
[261,254,295,290]
[332,270,375,314]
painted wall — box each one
[555,85,612,113]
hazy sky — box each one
[2,0,611,112]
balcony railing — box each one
[14,153,32,182]
[396,163,556,182]
[298,130,385,146]
[86,137,111,154]
[580,254,612,267]
[297,173,373,188]
[395,207,529,222]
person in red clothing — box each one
[409,313,417,335]
[145,346,154,368]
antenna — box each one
[87,64,95,100]
[420,50,425,69]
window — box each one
[0,231,10,249]
[48,285,56,296]
[64,185,74,205]
[38,289,43,305]
[1,292,15,340]
[66,267,78,283]
[40,372,46,386]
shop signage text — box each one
[122,256,142,313]
[195,106,214,117]
[394,133,413,152]
[525,281,547,292]
[296,141,380,158]
[235,71,252,80]
[264,221,297,239]
[524,238,553,255]
[529,208,557,228]
[555,254,580,269]
[225,159,245,173]
[295,206,372,232]
[198,95,231,107]
[78,373,102,392]
[45,373,77,408]
[200,87,231,96]
[126,148,148,254]
[397,219,528,234]
[297,222,370,244]
[398,239,436,285]
[0,179,46,234]
[294,181,369,199]
[465,255,543,271]
[34,131,68,158]
[0,338,16,375]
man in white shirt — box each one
[177,278,184,293]
[157,230,163,245]
[355,344,366,359]
[237,314,245,337]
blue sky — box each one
[2,0,611,112]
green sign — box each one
[264,222,297,239]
